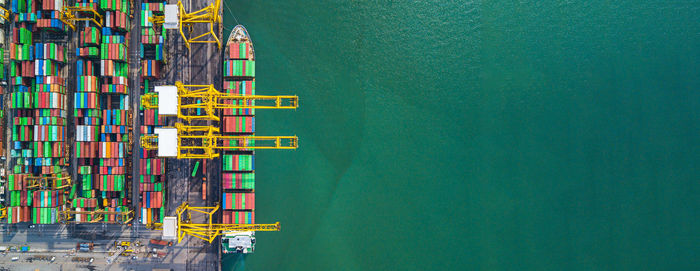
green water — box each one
[222,1,699,270]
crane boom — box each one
[149,202,280,243]
[140,82,297,122]
[140,124,297,159]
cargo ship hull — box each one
[221,25,257,254]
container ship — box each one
[220,25,257,254]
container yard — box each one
[0,0,295,270]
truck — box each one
[114,241,131,248]
[77,242,94,252]
[202,181,207,200]
[20,246,29,252]
[71,257,93,263]
[150,239,173,247]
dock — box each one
[0,0,223,269]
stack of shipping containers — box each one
[74,0,102,223]
[0,1,6,207]
[8,0,69,224]
[96,0,131,223]
[139,0,166,225]
[221,37,256,225]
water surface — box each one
[223,1,699,270]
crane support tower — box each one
[141,82,298,122]
[149,202,279,243]
[151,0,222,49]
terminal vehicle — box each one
[114,241,131,248]
[71,257,94,263]
[150,239,173,247]
[77,242,94,252]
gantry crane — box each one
[59,5,103,31]
[141,123,297,159]
[141,82,298,122]
[0,6,10,21]
[59,208,134,224]
[26,172,72,190]
[150,0,222,49]
[148,202,279,243]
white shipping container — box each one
[50,93,57,108]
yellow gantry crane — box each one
[59,208,134,224]
[0,6,10,21]
[59,5,103,31]
[139,81,298,159]
[149,202,279,243]
[150,0,222,49]
[26,173,72,190]
[141,123,297,159]
[141,81,298,122]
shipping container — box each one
[222,155,255,171]
[223,116,255,133]
[228,42,252,60]
[222,192,255,210]
[222,211,254,224]
[223,60,255,77]
[222,173,255,190]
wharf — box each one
[1,0,223,269]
